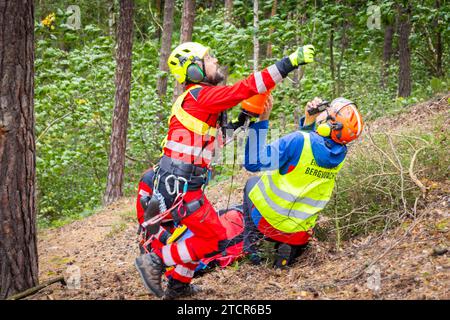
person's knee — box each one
[244,177,260,211]
[185,236,220,260]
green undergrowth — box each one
[317,109,449,244]
[35,1,449,227]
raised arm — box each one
[196,45,316,113]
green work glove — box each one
[289,44,315,67]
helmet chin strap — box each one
[200,59,223,85]
[201,59,208,83]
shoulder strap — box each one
[169,85,217,137]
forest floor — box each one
[30,95,449,300]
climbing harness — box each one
[141,192,185,228]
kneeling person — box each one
[243,96,364,267]
[136,169,246,299]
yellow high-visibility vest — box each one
[168,85,217,137]
[160,86,218,158]
[249,131,344,233]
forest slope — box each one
[30,95,449,300]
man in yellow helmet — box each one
[135,41,316,299]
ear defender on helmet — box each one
[316,109,335,138]
[316,122,331,137]
[186,63,205,83]
[316,121,343,137]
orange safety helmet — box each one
[241,90,272,117]
[316,97,364,144]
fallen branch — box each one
[148,1,162,32]
[7,275,66,300]
[409,146,428,196]
[366,128,401,172]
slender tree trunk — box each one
[0,0,38,299]
[266,0,277,59]
[435,28,443,77]
[108,0,115,38]
[156,0,175,98]
[434,0,443,77]
[330,28,336,96]
[381,22,394,88]
[292,25,300,88]
[103,0,134,206]
[180,0,195,43]
[225,0,233,23]
[206,0,215,10]
[154,0,162,40]
[293,8,306,89]
[173,0,196,100]
[38,0,45,19]
[253,0,259,72]
[397,3,412,97]
[336,22,349,95]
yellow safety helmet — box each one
[167,42,210,84]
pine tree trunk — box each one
[253,0,259,72]
[0,0,38,299]
[397,3,412,97]
[173,0,196,100]
[381,22,394,88]
[156,0,175,98]
[103,0,134,206]
[180,0,195,42]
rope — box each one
[141,193,184,228]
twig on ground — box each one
[387,135,408,217]
[7,275,66,300]
[366,127,401,172]
[409,146,428,196]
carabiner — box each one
[177,176,188,196]
[164,174,178,196]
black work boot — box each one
[163,278,201,300]
[274,243,309,268]
[134,252,165,297]
[274,243,294,268]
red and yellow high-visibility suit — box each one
[157,58,295,283]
